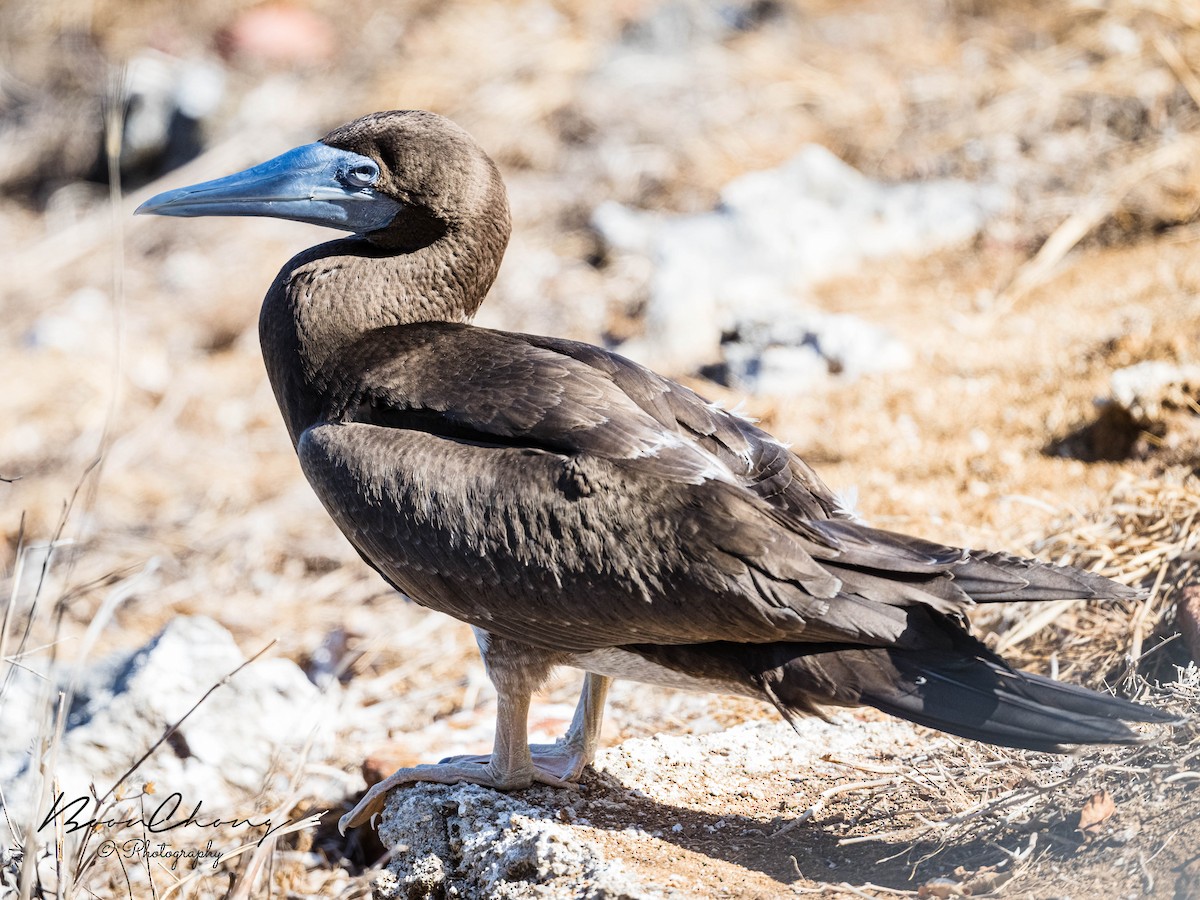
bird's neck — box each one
[258,212,509,443]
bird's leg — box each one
[437,672,612,781]
[333,628,566,835]
[339,681,539,833]
[529,672,611,781]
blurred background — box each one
[2,0,1199,896]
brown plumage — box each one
[137,110,1178,833]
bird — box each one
[136,110,1177,834]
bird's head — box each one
[136,110,508,252]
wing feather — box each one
[299,323,1134,658]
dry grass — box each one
[1003,471,1200,683]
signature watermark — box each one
[26,789,320,873]
[96,839,223,870]
[38,790,297,847]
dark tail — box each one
[802,519,1145,607]
[950,549,1145,603]
[629,637,1180,752]
[769,643,1179,753]
[855,649,1175,751]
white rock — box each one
[1108,360,1200,423]
[376,783,651,899]
[1,616,330,843]
[595,146,1007,382]
[23,288,111,354]
[718,309,914,393]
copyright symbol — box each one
[96,840,116,858]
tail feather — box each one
[713,629,1180,751]
[798,518,1142,605]
[630,638,1180,753]
[862,651,1174,752]
[950,551,1144,603]
[998,668,1172,724]
[777,645,1179,753]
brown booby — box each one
[137,111,1177,833]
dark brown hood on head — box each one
[321,110,509,250]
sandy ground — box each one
[2,0,1199,897]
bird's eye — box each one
[344,162,379,188]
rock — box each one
[1,616,329,837]
[618,0,781,52]
[376,783,650,899]
[595,146,1006,382]
[0,845,19,896]
[1109,361,1200,424]
[713,309,914,394]
[23,287,110,353]
[1048,360,1200,461]
[120,52,225,183]
[0,46,224,204]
